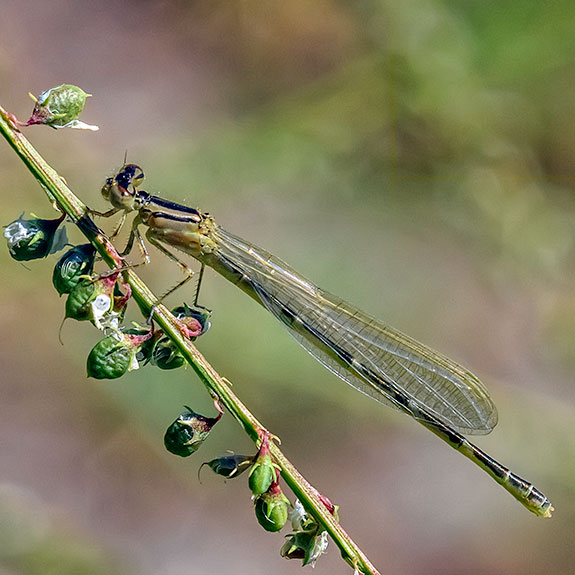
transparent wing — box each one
[212,227,498,435]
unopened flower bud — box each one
[5,213,67,261]
[164,406,222,457]
[25,84,98,131]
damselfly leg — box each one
[145,232,197,303]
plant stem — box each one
[0,104,380,575]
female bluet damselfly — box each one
[94,164,553,517]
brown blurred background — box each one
[1,1,574,574]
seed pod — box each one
[200,454,253,479]
[282,498,330,566]
[152,337,185,370]
[86,331,151,380]
[280,531,312,561]
[249,461,276,496]
[248,438,277,496]
[65,273,122,329]
[254,483,290,533]
[65,278,100,321]
[4,213,67,261]
[281,530,329,567]
[164,406,222,457]
[24,84,98,131]
[53,243,96,295]
[126,328,158,365]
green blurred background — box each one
[1,1,574,574]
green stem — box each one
[0,104,380,575]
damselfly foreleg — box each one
[122,216,150,264]
[88,207,128,240]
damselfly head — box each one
[101,164,144,211]
[116,164,144,191]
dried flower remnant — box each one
[172,303,211,340]
[281,499,330,567]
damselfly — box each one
[95,164,553,517]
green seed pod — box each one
[164,406,222,458]
[280,531,313,561]
[65,273,122,329]
[53,243,96,295]
[201,454,253,479]
[86,334,133,380]
[4,213,67,261]
[254,484,290,533]
[25,84,98,131]
[281,530,329,566]
[249,455,276,496]
[152,337,185,370]
[86,331,151,380]
[65,278,100,321]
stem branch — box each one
[0,104,380,575]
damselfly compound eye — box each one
[101,177,114,201]
[115,164,144,191]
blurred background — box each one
[1,1,574,574]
